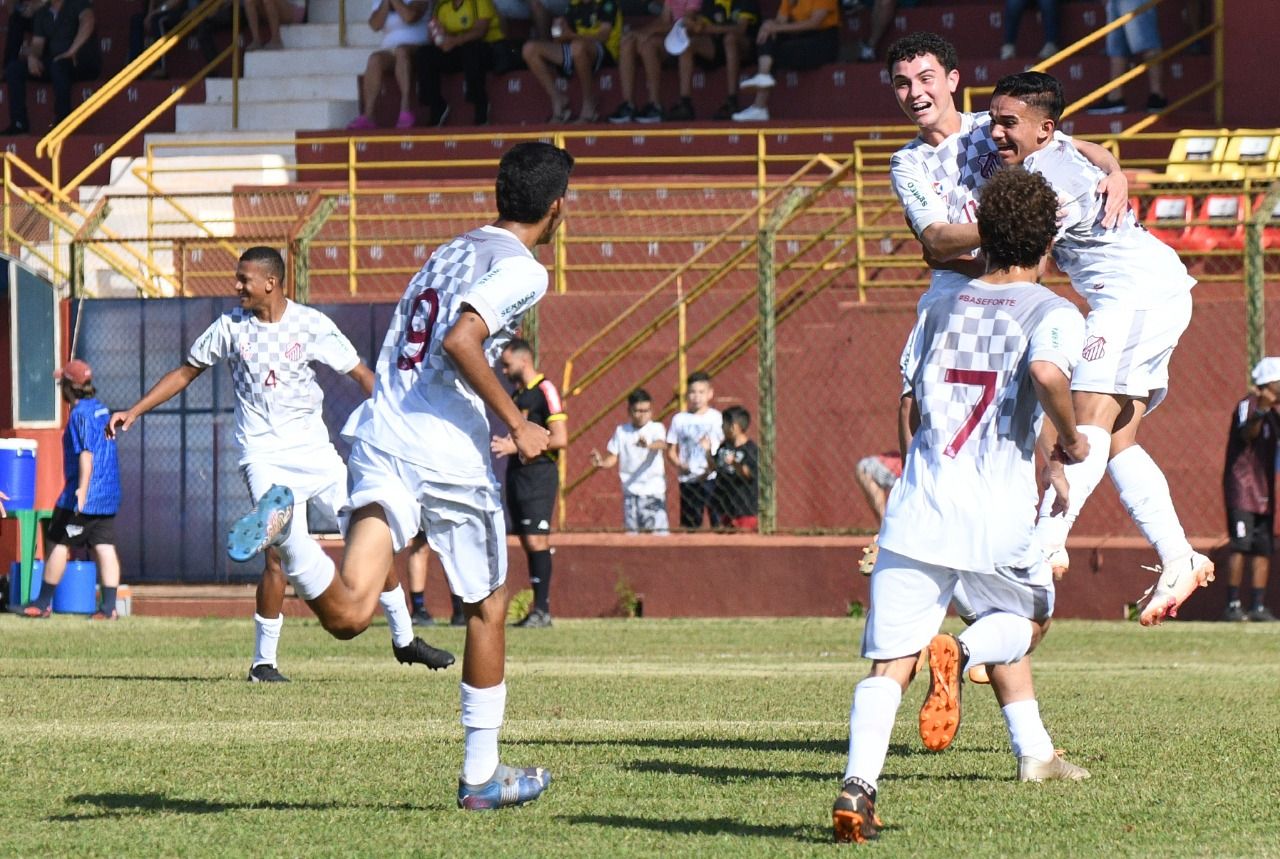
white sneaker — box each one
[1000,43,1016,60]
[739,73,776,89]
[1037,42,1059,60]
[731,104,769,122]
[1018,750,1090,782]
[1137,551,1216,626]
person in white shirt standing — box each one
[666,371,723,528]
[590,387,669,533]
[108,246,454,682]
[225,143,573,811]
[833,168,1091,846]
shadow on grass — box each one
[37,674,340,683]
[529,737,849,754]
[49,792,437,821]
[625,759,830,782]
[561,813,832,843]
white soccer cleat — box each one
[1018,749,1090,782]
[1046,546,1069,581]
[1136,551,1215,627]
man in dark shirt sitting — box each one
[1221,357,1280,622]
[4,0,100,134]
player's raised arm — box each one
[107,363,205,437]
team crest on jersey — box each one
[239,340,253,361]
[979,152,1000,178]
[286,341,303,361]
[1082,336,1106,361]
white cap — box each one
[1252,357,1280,386]
[664,20,690,56]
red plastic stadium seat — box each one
[1144,195,1195,249]
[1255,194,1280,250]
[1182,194,1247,252]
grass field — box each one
[2,614,1278,857]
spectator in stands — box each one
[667,371,722,528]
[605,0,700,124]
[1,0,42,84]
[195,0,239,65]
[521,0,621,123]
[731,0,838,122]
[129,0,192,79]
[710,405,758,530]
[346,0,430,130]
[493,0,567,40]
[855,449,901,522]
[417,0,503,126]
[678,0,759,120]
[590,388,670,534]
[1086,0,1166,114]
[1220,358,1280,623]
[2,0,100,134]
[242,0,305,50]
[1000,0,1059,60]
[853,0,894,63]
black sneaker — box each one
[607,101,636,124]
[473,101,489,125]
[1086,96,1126,115]
[1222,601,1246,622]
[1247,605,1278,622]
[393,636,456,670]
[712,95,739,120]
[247,663,289,683]
[665,98,694,122]
[450,612,466,627]
[832,778,881,844]
[411,608,435,627]
[1145,92,1168,112]
[635,102,664,123]
[512,608,553,628]
[429,103,451,127]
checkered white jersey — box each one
[354,225,548,485]
[186,300,360,459]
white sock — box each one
[276,526,335,601]
[1035,424,1113,550]
[1002,699,1055,761]
[843,675,902,790]
[380,585,414,648]
[461,681,506,785]
[252,612,283,668]
[958,612,1033,669]
[1107,445,1193,565]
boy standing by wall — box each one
[666,371,722,529]
[590,388,668,533]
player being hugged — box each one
[226,142,574,811]
[833,168,1090,845]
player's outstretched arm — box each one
[1029,361,1087,463]
[442,308,549,462]
[107,364,205,438]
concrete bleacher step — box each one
[309,0,370,24]
[204,75,359,105]
[142,130,298,164]
[176,99,358,133]
[241,45,375,78]
[281,22,382,49]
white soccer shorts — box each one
[1071,291,1192,413]
[345,439,507,604]
[861,546,1055,660]
[241,446,348,536]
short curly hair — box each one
[496,142,575,224]
[885,32,959,75]
[976,168,1058,271]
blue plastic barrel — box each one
[8,560,43,607]
[52,561,98,614]
[0,439,38,510]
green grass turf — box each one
[1,615,1278,857]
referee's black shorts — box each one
[1226,508,1274,556]
[507,463,558,535]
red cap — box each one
[54,359,93,385]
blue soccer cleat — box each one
[227,485,295,562]
[457,763,551,811]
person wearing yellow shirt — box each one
[521,0,621,123]
[419,0,504,125]
[731,0,839,122]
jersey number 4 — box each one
[943,368,996,458]
[397,288,441,370]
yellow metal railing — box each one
[963,0,1225,135]
[36,0,240,194]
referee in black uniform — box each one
[491,338,567,627]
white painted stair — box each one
[176,0,379,133]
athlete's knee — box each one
[1027,617,1051,652]
[320,607,371,640]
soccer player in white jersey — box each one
[229,143,573,811]
[107,247,455,680]
[951,71,1211,625]
[833,168,1091,845]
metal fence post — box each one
[1245,180,1280,375]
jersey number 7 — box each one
[943,368,996,458]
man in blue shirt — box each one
[22,358,123,619]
